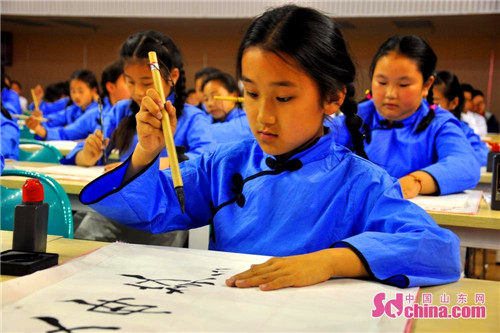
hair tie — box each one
[364,89,372,100]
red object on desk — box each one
[22,179,44,203]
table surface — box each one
[1,231,498,332]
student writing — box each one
[80,5,460,291]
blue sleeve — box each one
[462,122,488,167]
[333,171,460,288]
[421,120,480,194]
[0,154,4,174]
[45,109,70,127]
[80,152,213,232]
[42,109,99,141]
[34,97,70,115]
[61,141,85,165]
[182,112,216,160]
[0,122,20,160]
[2,89,23,115]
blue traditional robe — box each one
[31,97,70,115]
[64,98,215,164]
[0,112,20,159]
[39,98,111,141]
[1,88,22,115]
[331,99,480,195]
[44,101,98,128]
[210,107,253,144]
[460,121,488,167]
[80,131,460,288]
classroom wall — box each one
[3,17,499,119]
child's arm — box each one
[124,89,177,181]
[226,248,368,291]
[399,171,437,198]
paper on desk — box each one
[20,140,78,153]
[1,243,416,332]
[409,190,482,214]
[12,164,105,181]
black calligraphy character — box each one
[62,298,171,315]
[33,316,120,332]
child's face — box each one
[109,74,131,104]
[186,92,199,106]
[433,85,450,110]
[70,79,96,109]
[124,62,155,106]
[472,95,486,115]
[371,51,434,121]
[203,80,236,120]
[124,61,171,106]
[241,47,333,156]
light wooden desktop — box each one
[1,230,498,333]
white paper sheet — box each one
[20,140,78,153]
[12,164,105,181]
[409,190,482,214]
[1,243,417,332]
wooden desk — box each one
[1,231,498,332]
[2,161,101,211]
[480,171,492,184]
[1,230,106,282]
[414,278,500,333]
[430,200,500,250]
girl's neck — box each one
[274,127,326,161]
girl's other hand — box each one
[75,130,109,166]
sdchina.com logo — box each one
[371,292,487,319]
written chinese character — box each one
[63,297,171,315]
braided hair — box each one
[112,31,187,153]
[236,5,367,158]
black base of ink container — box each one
[0,250,58,276]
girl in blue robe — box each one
[201,71,253,143]
[432,70,489,167]
[1,105,19,160]
[332,35,480,198]
[80,6,460,290]
[64,34,214,168]
[26,69,100,136]
[31,62,129,141]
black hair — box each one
[1,65,9,90]
[432,70,464,119]
[471,89,484,98]
[186,88,196,95]
[201,71,238,94]
[10,80,21,89]
[369,35,437,133]
[44,81,70,103]
[194,67,221,81]
[100,60,124,99]
[112,30,187,154]
[70,69,99,93]
[460,83,474,95]
[236,5,367,158]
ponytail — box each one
[341,84,368,159]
